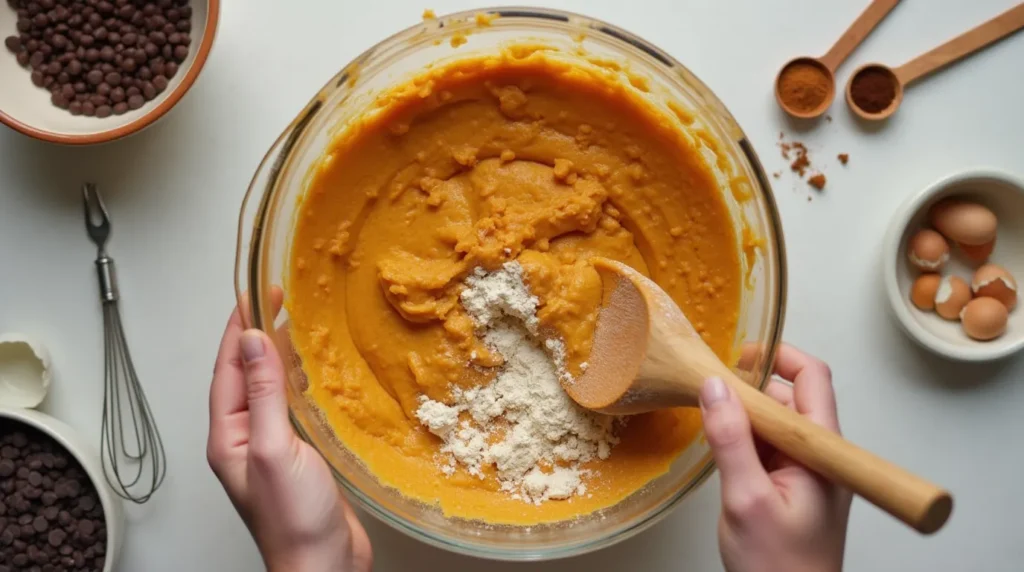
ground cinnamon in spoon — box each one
[778,61,831,114]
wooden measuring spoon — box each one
[775,0,902,119]
[847,3,1024,120]
[567,258,954,535]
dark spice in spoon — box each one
[850,67,897,113]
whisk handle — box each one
[96,256,119,303]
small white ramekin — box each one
[883,169,1024,362]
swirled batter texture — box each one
[289,48,741,524]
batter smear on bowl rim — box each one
[288,45,743,524]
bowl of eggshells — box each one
[884,169,1024,362]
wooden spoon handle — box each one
[894,3,1024,85]
[819,0,902,71]
[725,374,953,534]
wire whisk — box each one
[83,183,167,504]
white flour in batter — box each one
[415,262,620,504]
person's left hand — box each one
[207,294,372,572]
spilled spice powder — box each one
[777,61,831,114]
[778,135,828,191]
[850,67,897,113]
[838,153,849,165]
[780,141,810,176]
[808,173,827,190]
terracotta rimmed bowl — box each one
[0,0,219,145]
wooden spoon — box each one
[775,0,902,119]
[566,258,954,535]
[847,2,1024,120]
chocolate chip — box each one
[47,529,64,547]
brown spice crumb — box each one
[826,115,833,122]
[808,173,826,190]
[807,196,812,202]
[789,143,809,176]
[772,171,781,179]
[837,153,849,165]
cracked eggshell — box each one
[907,229,949,271]
[972,264,1018,311]
[935,276,972,320]
[0,333,52,408]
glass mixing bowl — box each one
[235,7,786,561]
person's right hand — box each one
[700,344,852,572]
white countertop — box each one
[2,0,1023,570]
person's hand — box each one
[207,294,372,572]
[700,344,852,572]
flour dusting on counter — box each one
[415,262,620,504]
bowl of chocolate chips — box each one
[0,407,124,572]
[0,0,219,145]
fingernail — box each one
[240,331,265,363]
[700,377,729,408]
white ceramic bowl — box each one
[0,406,124,572]
[883,169,1024,361]
[0,0,219,145]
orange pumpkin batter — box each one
[288,47,742,524]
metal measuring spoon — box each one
[846,2,1024,121]
[775,0,902,119]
